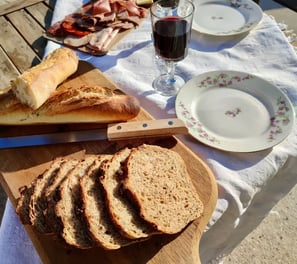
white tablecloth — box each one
[1,1,297,263]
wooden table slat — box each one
[0,46,20,89]
[0,0,43,16]
[0,16,41,73]
[0,1,54,90]
[26,2,54,29]
[6,9,47,58]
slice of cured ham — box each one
[93,0,112,14]
[88,28,120,52]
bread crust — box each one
[15,158,67,230]
[0,85,140,125]
[29,158,67,233]
[16,185,35,225]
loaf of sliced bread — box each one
[28,158,67,233]
[55,156,98,249]
[16,144,204,250]
[80,155,137,249]
[99,148,156,239]
[124,144,204,234]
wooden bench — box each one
[0,0,56,89]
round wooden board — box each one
[0,61,218,264]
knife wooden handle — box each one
[107,118,188,140]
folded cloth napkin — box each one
[1,1,297,263]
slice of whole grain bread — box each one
[27,157,67,233]
[43,158,80,234]
[99,148,156,239]
[123,144,204,234]
[54,156,98,249]
[80,154,137,249]
[16,185,35,225]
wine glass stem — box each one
[166,61,177,84]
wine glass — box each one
[150,0,195,96]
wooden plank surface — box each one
[0,0,55,89]
[0,0,43,15]
[0,46,19,89]
[6,9,46,57]
[0,61,218,264]
[0,16,40,72]
[26,2,54,29]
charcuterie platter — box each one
[45,0,150,55]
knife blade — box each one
[0,118,188,149]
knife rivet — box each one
[116,125,122,130]
[143,123,148,128]
[168,121,173,126]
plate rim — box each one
[192,0,263,36]
[175,70,296,152]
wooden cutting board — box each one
[0,61,217,264]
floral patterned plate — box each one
[175,71,295,152]
[192,0,263,36]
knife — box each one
[0,118,188,149]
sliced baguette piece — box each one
[80,155,137,250]
[55,156,98,249]
[124,144,204,234]
[100,148,156,239]
[0,85,140,125]
[43,159,80,234]
[10,47,78,110]
[28,158,67,233]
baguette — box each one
[0,85,140,125]
[10,47,79,110]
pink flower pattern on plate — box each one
[177,72,292,145]
[178,101,220,144]
[197,73,253,88]
[269,97,291,141]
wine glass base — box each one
[152,74,185,96]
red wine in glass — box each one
[150,0,194,96]
[153,17,190,62]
